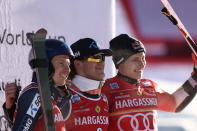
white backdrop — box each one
[0,0,116,115]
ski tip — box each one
[161,7,168,14]
[36,28,47,34]
[161,7,178,25]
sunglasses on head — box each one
[86,53,105,62]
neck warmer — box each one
[72,75,104,92]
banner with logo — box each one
[0,0,115,117]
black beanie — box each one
[109,34,145,68]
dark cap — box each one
[45,39,72,61]
[110,34,145,68]
[29,39,72,69]
[71,38,112,59]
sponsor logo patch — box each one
[71,94,81,103]
[110,82,119,89]
[74,108,90,113]
[95,105,101,113]
[22,117,33,131]
[26,93,41,118]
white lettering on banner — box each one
[23,118,32,131]
[0,29,66,46]
[74,116,108,125]
[115,98,158,109]
[117,113,157,131]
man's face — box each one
[51,55,70,86]
[82,61,105,81]
[118,52,146,80]
[75,54,105,81]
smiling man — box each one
[65,38,112,131]
[102,34,197,131]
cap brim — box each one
[97,49,112,56]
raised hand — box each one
[5,83,18,109]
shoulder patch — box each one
[71,94,81,103]
[109,82,119,89]
[26,93,41,118]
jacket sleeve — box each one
[3,102,16,123]
[3,84,21,123]
[150,80,177,112]
[12,88,42,131]
[153,78,197,113]
[173,76,197,112]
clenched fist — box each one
[5,83,19,109]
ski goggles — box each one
[85,53,105,62]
